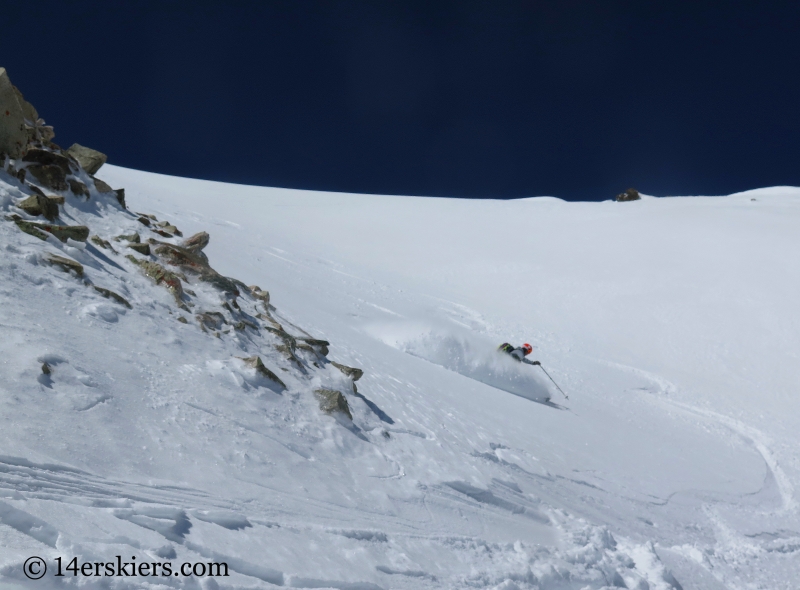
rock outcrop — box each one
[0,68,28,158]
[0,68,55,157]
[66,143,107,174]
[3,67,372,429]
[125,255,186,309]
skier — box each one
[498,342,540,366]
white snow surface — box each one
[1,164,799,589]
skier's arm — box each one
[522,358,540,365]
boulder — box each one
[22,148,73,174]
[314,388,352,420]
[68,178,89,198]
[17,192,58,221]
[13,219,48,240]
[26,164,68,192]
[93,286,132,308]
[249,285,270,307]
[94,178,114,193]
[14,219,89,242]
[128,242,151,255]
[66,143,107,174]
[116,232,140,243]
[240,356,286,389]
[90,235,114,250]
[45,254,84,277]
[297,338,329,356]
[0,68,28,158]
[615,188,641,202]
[182,231,210,252]
[331,361,364,381]
[114,188,126,208]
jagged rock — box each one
[331,361,364,381]
[126,255,185,307]
[12,219,47,240]
[22,148,73,174]
[151,240,242,296]
[204,273,244,296]
[48,195,64,205]
[176,316,188,324]
[36,122,55,144]
[16,168,26,182]
[41,362,51,375]
[68,178,89,198]
[93,286,132,308]
[249,285,270,307]
[17,192,58,221]
[615,188,641,202]
[265,326,296,350]
[0,68,28,158]
[297,338,330,356]
[314,388,352,420]
[14,219,89,242]
[45,254,84,277]
[153,221,180,235]
[66,143,107,174]
[241,356,286,389]
[257,312,283,330]
[7,75,53,146]
[114,188,126,208]
[196,311,226,331]
[161,224,180,235]
[128,242,151,255]
[234,319,259,331]
[182,231,210,252]
[137,216,151,226]
[116,232,140,243]
[90,235,114,250]
[26,164,68,191]
[94,178,114,193]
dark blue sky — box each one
[4,1,800,200]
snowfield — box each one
[1,162,799,589]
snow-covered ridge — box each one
[2,68,800,589]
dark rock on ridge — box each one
[615,188,641,202]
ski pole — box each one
[538,365,569,400]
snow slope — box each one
[1,162,799,589]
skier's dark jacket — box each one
[498,343,538,365]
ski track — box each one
[606,360,800,588]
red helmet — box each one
[522,343,533,355]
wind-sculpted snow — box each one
[2,152,800,588]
